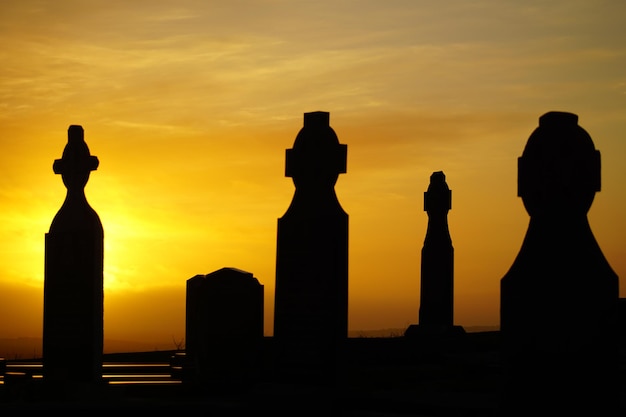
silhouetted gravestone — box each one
[185,267,264,386]
[500,112,619,416]
[273,111,348,384]
[43,125,103,383]
[405,171,464,339]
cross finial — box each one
[52,125,99,191]
[424,171,451,213]
[285,112,347,188]
[517,112,600,217]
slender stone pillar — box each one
[500,112,619,416]
[43,125,103,383]
[420,171,454,328]
[405,171,464,339]
[273,111,348,383]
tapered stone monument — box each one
[43,125,103,383]
[405,171,464,339]
[500,112,619,415]
[273,111,348,383]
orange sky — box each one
[1,1,625,350]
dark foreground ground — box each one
[1,332,625,416]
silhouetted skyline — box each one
[0,1,625,347]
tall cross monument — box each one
[43,125,104,383]
[273,111,348,383]
[500,112,619,415]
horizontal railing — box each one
[0,360,182,386]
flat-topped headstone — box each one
[43,125,104,383]
[273,111,349,384]
[185,267,264,386]
[500,112,619,415]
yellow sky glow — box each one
[1,0,625,349]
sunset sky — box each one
[1,0,625,351]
